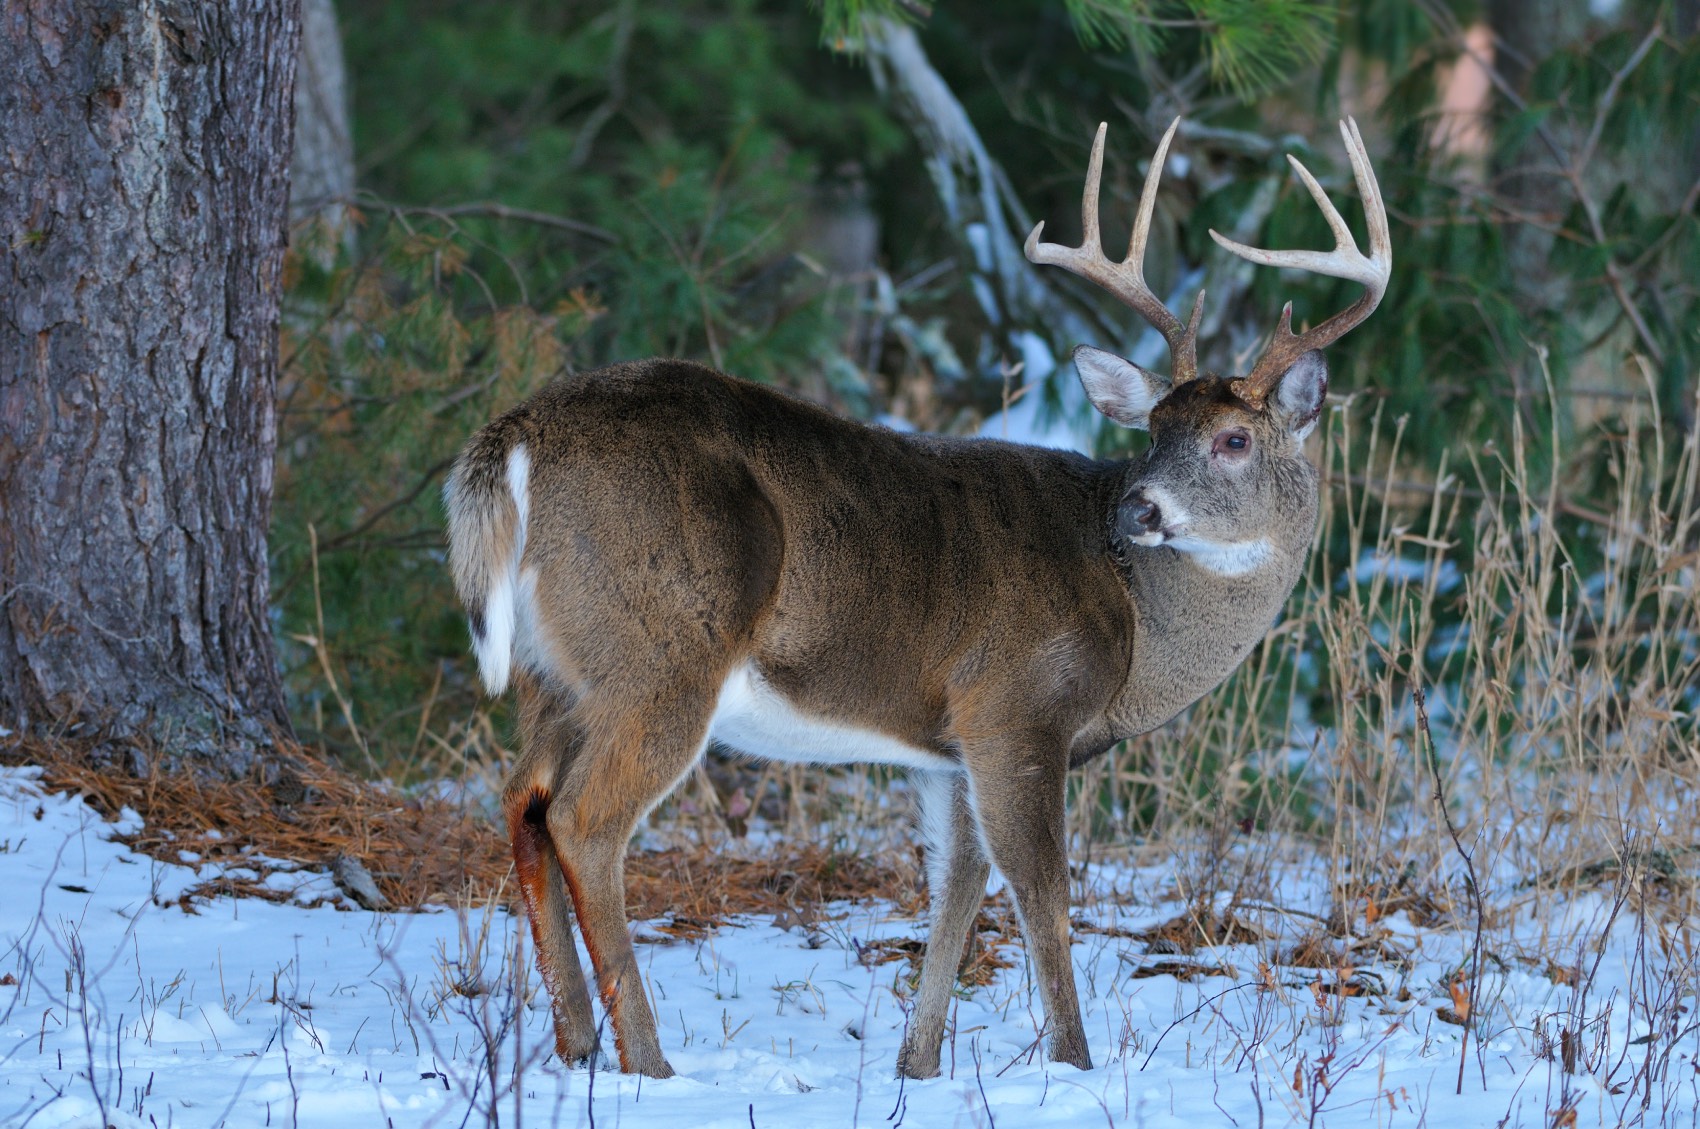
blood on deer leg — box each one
[554,826,673,1078]
[542,695,718,1081]
[504,785,600,1065]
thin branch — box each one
[1428,5,1671,367]
[1562,22,1667,365]
[1574,21,1663,177]
[412,201,618,244]
[1413,687,1485,1096]
[317,456,456,556]
[568,0,637,170]
[1627,172,1700,275]
[1428,7,1679,365]
[273,457,456,603]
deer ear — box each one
[1270,350,1327,440]
[1073,345,1169,430]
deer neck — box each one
[1107,492,1315,738]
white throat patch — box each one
[1165,534,1276,577]
[1121,486,1277,578]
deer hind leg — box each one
[505,675,600,1066]
[543,679,722,1079]
[898,768,990,1079]
[961,733,1092,1071]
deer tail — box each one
[444,427,532,696]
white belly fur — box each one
[707,662,952,771]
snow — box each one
[978,332,1096,454]
[2,765,1695,1127]
[1350,548,1462,593]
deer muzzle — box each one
[1116,491,1165,546]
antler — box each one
[1025,118,1205,385]
[1210,118,1391,410]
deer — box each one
[444,117,1390,1080]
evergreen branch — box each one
[814,0,929,47]
[1069,0,1334,96]
[1573,20,1663,176]
[568,0,637,170]
[823,0,1333,98]
[1420,1,1674,367]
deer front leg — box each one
[898,768,991,1079]
[961,734,1091,1071]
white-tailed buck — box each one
[446,118,1389,1079]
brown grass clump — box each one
[2,733,510,911]
[858,900,1021,990]
[0,733,916,929]
[625,840,918,933]
[1072,901,1268,953]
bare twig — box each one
[315,456,455,557]
[273,455,457,604]
[1413,686,1484,1096]
[1573,21,1663,179]
[1423,3,1671,366]
[430,202,618,243]
[290,524,377,776]
[569,0,637,169]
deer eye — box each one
[1214,430,1252,457]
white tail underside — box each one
[473,444,532,695]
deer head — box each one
[1026,118,1391,573]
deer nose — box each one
[1117,492,1162,540]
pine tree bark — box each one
[0,1,300,761]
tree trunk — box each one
[0,1,300,764]
[1484,0,1588,288]
[289,0,354,264]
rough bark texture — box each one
[0,1,300,758]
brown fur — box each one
[445,356,1323,1079]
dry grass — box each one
[0,733,916,927]
[0,734,511,910]
[1064,373,1700,931]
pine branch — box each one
[822,0,1335,99]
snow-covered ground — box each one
[2,765,1694,1128]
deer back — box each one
[449,356,1328,768]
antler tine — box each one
[1077,121,1107,263]
[1025,118,1202,384]
[1208,117,1392,409]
